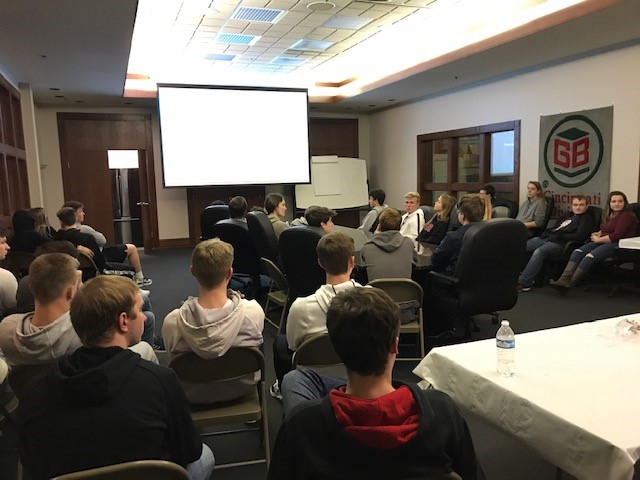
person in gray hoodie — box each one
[0,253,157,366]
[162,238,264,404]
[360,208,417,281]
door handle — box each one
[137,201,150,206]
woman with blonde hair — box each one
[417,193,455,245]
[29,207,56,238]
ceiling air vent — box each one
[271,57,306,66]
[216,33,259,46]
[231,6,287,24]
[321,16,373,30]
[203,53,236,61]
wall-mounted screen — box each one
[158,84,311,187]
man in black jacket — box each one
[269,287,485,480]
[16,275,214,480]
[517,195,594,291]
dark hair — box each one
[378,208,402,231]
[571,194,587,203]
[316,232,354,275]
[528,181,545,199]
[327,288,400,376]
[62,200,84,211]
[457,194,485,223]
[12,210,36,234]
[264,194,284,215]
[306,206,337,227]
[604,191,631,219]
[34,240,78,258]
[56,207,77,227]
[71,275,138,346]
[368,188,386,205]
[0,226,9,238]
[228,196,247,219]
[479,184,495,199]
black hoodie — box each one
[17,346,202,479]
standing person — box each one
[360,208,417,281]
[517,195,594,291]
[516,181,547,232]
[550,191,637,293]
[417,193,455,245]
[16,275,214,480]
[265,193,289,238]
[162,238,264,404]
[62,200,152,287]
[358,188,388,235]
[400,191,425,241]
[0,227,17,318]
[270,288,485,479]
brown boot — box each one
[550,262,578,287]
[569,268,587,287]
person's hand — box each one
[77,245,94,258]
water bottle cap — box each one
[501,320,510,326]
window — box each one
[417,121,520,204]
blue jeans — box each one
[186,443,215,480]
[518,238,563,287]
[281,370,346,420]
[569,241,618,273]
[141,294,155,345]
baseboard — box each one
[156,238,194,249]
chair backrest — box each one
[247,211,279,263]
[292,333,343,370]
[279,226,325,300]
[492,198,518,218]
[448,206,461,230]
[200,205,230,240]
[5,250,36,278]
[491,205,510,218]
[368,278,423,306]
[419,205,436,222]
[8,362,55,399]
[452,218,527,315]
[628,203,640,235]
[169,347,264,383]
[261,257,288,291]
[77,251,100,280]
[587,205,603,232]
[532,195,555,235]
[210,221,261,276]
[52,460,189,480]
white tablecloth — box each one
[413,315,640,480]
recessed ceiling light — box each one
[288,39,333,52]
[321,16,372,30]
[307,1,335,12]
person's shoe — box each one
[269,380,283,401]
[517,284,531,292]
[138,288,151,297]
[136,277,153,287]
[549,281,569,295]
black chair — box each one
[247,211,279,264]
[279,226,325,307]
[210,221,261,298]
[530,196,555,237]
[492,198,518,218]
[200,205,230,240]
[429,219,528,336]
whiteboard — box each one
[295,156,368,209]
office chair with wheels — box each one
[200,205,230,240]
[530,196,555,237]
[492,198,518,218]
[169,347,270,468]
[279,226,325,304]
[247,211,279,264]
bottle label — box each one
[497,339,515,349]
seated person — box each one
[431,194,485,275]
[63,200,152,286]
[16,275,213,480]
[162,239,264,404]
[0,253,158,366]
[0,227,17,318]
[479,184,496,204]
[550,190,638,293]
[417,193,455,245]
[270,287,485,479]
[8,210,48,253]
[219,195,248,229]
[516,181,547,233]
[304,205,336,235]
[265,193,289,238]
[271,232,360,398]
[360,208,417,281]
[518,195,594,291]
[358,188,388,234]
[54,207,105,274]
[400,191,425,241]
[29,207,57,239]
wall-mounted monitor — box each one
[157,84,311,187]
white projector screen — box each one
[157,84,311,187]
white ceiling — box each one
[0,0,639,113]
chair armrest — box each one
[429,271,459,286]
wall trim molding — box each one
[157,238,193,249]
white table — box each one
[413,315,640,480]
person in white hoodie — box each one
[271,232,360,399]
[0,253,158,366]
[162,238,264,404]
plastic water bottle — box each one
[496,320,515,377]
